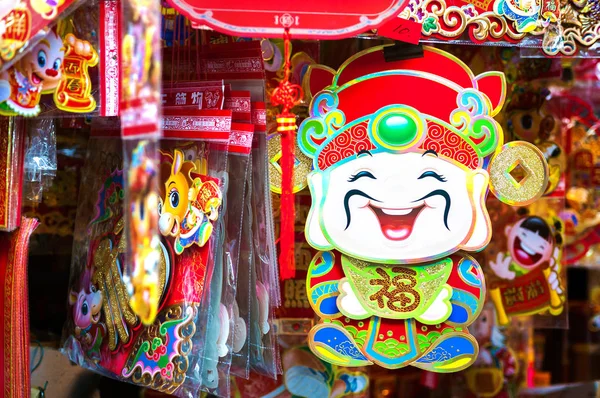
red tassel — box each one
[278,114,296,279]
[271,29,302,280]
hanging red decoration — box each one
[271,29,302,280]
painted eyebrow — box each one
[168,181,176,187]
[422,149,438,157]
[357,149,372,157]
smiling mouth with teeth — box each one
[513,236,543,266]
[368,203,426,241]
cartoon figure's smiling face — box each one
[306,150,491,264]
[505,217,554,270]
[19,31,63,91]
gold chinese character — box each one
[67,78,81,92]
[526,282,539,300]
[369,267,421,313]
[503,286,525,307]
[65,61,81,74]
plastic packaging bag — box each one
[223,122,254,379]
[62,116,227,397]
[247,102,280,379]
[161,107,234,397]
[23,119,57,205]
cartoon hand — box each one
[550,247,560,270]
[187,211,197,226]
[416,285,452,324]
[338,280,369,319]
[188,186,198,201]
[65,34,96,60]
[490,252,515,280]
[548,271,563,295]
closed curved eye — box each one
[418,170,447,182]
[348,171,376,182]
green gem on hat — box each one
[377,113,419,147]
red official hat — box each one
[298,45,506,171]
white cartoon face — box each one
[306,150,491,263]
[505,217,554,270]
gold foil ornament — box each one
[488,141,549,206]
[268,132,312,194]
[92,219,138,350]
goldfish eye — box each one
[170,191,180,207]
[81,301,89,316]
[37,50,47,68]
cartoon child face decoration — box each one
[505,216,554,270]
[299,46,507,264]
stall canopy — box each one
[165,0,410,39]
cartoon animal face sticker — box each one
[0,29,64,116]
[25,30,64,92]
[70,285,103,330]
[505,216,554,271]
[70,270,103,333]
[159,149,222,255]
[159,150,196,237]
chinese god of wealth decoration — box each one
[298,45,548,372]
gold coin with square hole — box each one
[488,141,548,206]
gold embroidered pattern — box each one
[92,218,137,350]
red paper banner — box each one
[166,0,410,39]
[497,269,551,316]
